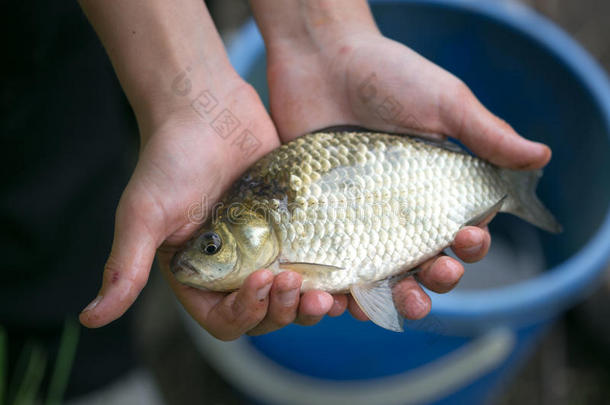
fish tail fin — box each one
[500,169,562,233]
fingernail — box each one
[521,142,551,169]
[463,243,483,257]
[442,257,460,276]
[532,141,547,149]
[407,290,427,319]
[535,142,551,159]
[256,283,272,301]
[278,288,299,306]
[317,293,334,312]
[462,229,483,256]
[439,259,462,288]
[81,295,102,313]
[231,293,246,316]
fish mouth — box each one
[171,259,211,291]
[170,253,199,276]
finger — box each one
[416,255,464,294]
[198,269,273,341]
[347,295,369,321]
[295,290,333,326]
[247,271,302,336]
[441,80,551,170]
[451,226,491,263]
[328,294,348,317]
[79,194,159,328]
[392,277,431,320]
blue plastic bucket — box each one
[184,1,610,404]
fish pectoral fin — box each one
[350,279,404,332]
[278,261,345,276]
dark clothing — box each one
[1,1,138,398]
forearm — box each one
[79,0,236,136]
[250,0,379,55]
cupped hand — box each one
[266,31,551,321]
[78,78,338,340]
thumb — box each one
[79,194,160,328]
[441,81,551,170]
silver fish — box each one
[171,131,561,331]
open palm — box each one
[266,32,551,320]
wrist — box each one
[138,75,280,172]
[251,0,379,58]
[79,0,240,142]
[133,63,242,139]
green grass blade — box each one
[7,340,33,405]
[45,319,80,405]
[13,343,47,405]
[0,326,6,405]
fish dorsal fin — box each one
[412,135,469,154]
[350,279,404,332]
[311,126,468,155]
[278,261,345,277]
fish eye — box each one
[201,232,222,255]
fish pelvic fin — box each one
[350,279,404,332]
[466,196,506,227]
[500,169,562,233]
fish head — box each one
[170,220,238,290]
[170,207,279,290]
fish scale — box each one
[223,131,506,291]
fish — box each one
[170,130,561,332]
